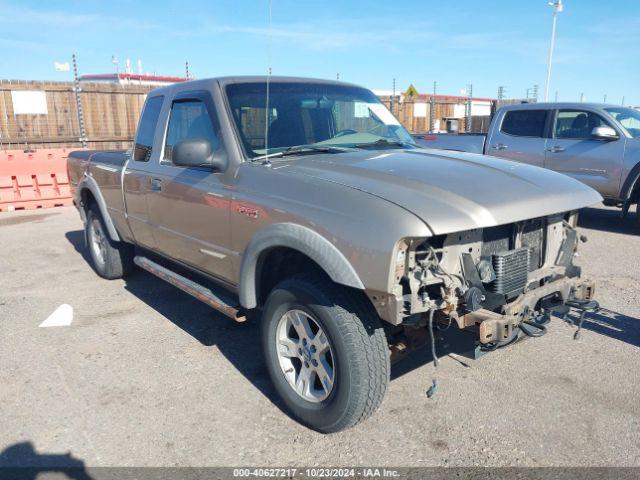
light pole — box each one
[543,0,563,102]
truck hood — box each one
[279,148,603,235]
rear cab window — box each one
[500,109,548,138]
[133,96,164,161]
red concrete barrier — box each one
[0,149,79,212]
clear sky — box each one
[0,0,638,104]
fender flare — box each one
[77,174,121,242]
[238,223,365,309]
[621,161,640,201]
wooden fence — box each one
[0,80,494,151]
[378,95,493,134]
[0,80,153,150]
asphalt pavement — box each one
[0,205,639,467]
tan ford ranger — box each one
[68,76,601,433]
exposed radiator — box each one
[487,247,530,297]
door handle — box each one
[491,143,508,150]
[150,178,163,191]
[546,146,565,153]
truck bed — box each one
[67,150,128,188]
[67,150,129,225]
[412,133,486,153]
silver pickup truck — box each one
[68,77,601,433]
[415,102,640,223]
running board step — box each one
[133,256,246,322]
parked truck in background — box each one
[415,103,640,224]
[67,77,601,433]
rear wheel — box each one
[261,273,390,433]
[85,205,134,279]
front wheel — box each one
[261,273,390,433]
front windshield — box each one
[226,82,415,157]
[605,107,640,138]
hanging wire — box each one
[426,308,439,398]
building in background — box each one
[79,73,188,86]
[374,86,495,133]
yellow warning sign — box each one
[404,84,419,98]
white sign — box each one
[54,61,70,72]
[11,90,48,115]
[354,102,370,118]
[453,104,466,119]
[368,103,401,126]
[413,102,428,118]
[471,103,492,116]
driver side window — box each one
[554,110,611,140]
[164,100,221,162]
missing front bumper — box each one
[460,277,596,345]
[389,276,596,362]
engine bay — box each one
[387,210,596,360]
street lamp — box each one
[543,0,563,102]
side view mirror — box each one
[591,126,618,141]
[172,138,226,171]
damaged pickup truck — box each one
[67,76,602,433]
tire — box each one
[85,204,134,279]
[261,272,390,433]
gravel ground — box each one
[0,205,639,468]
